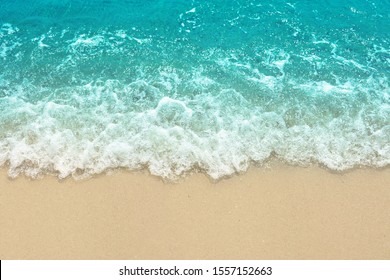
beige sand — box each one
[0,165,389,259]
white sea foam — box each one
[0,25,389,180]
[0,24,21,59]
[0,71,389,180]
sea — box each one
[0,0,389,179]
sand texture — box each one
[0,165,389,259]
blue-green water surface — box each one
[0,0,389,179]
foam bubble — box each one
[0,70,389,180]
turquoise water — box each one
[0,0,389,179]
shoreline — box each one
[1,165,389,259]
[2,159,389,182]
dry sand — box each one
[0,165,389,259]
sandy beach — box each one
[0,165,389,260]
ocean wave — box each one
[0,0,389,179]
[0,72,389,180]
